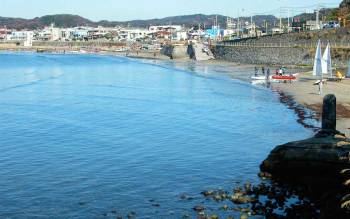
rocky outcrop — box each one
[260,134,350,178]
[261,95,350,180]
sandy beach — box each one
[270,72,350,137]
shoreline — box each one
[269,72,350,137]
[1,48,349,136]
[1,49,348,218]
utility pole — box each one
[315,6,320,30]
[251,15,253,37]
[237,9,240,38]
[279,7,282,32]
[287,8,290,33]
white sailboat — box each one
[313,40,322,77]
[321,42,332,77]
[313,40,323,95]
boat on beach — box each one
[251,75,267,80]
[271,75,297,81]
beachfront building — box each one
[6,31,33,41]
[149,25,183,33]
[0,28,10,40]
[271,27,284,34]
[205,27,223,40]
[23,31,33,47]
[305,20,324,31]
[59,28,75,41]
[171,31,188,41]
[72,27,91,40]
[35,23,61,41]
[117,28,150,42]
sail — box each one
[321,42,332,76]
[313,40,322,77]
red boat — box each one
[272,75,297,80]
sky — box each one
[0,0,343,21]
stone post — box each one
[322,94,336,132]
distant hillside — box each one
[0,5,343,31]
[0,14,94,30]
[0,14,279,30]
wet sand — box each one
[269,72,350,137]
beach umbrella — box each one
[313,40,322,77]
[322,42,332,77]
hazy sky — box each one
[0,0,342,21]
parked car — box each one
[323,21,340,29]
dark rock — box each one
[260,135,350,179]
[209,214,219,219]
[201,190,214,197]
[240,213,248,219]
[127,211,136,219]
[180,194,194,200]
[258,172,272,179]
[193,205,206,212]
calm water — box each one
[0,52,313,219]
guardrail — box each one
[213,42,350,49]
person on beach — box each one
[278,67,283,76]
[255,67,258,76]
[266,68,270,80]
[262,67,265,75]
[318,80,323,95]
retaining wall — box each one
[211,45,350,67]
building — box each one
[0,28,9,40]
[172,31,188,41]
[24,31,34,47]
[305,20,323,31]
[149,25,183,33]
[6,31,33,41]
[117,28,150,41]
[226,17,236,30]
[36,23,61,41]
[271,27,284,34]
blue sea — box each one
[0,52,313,218]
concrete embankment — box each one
[211,28,350,67]
[0,41,127,52]
[161,43,214,61]
[211,44,350,67]
[160,44,189,59]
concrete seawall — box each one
[211,44,350,67]
[161,44,214,61]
